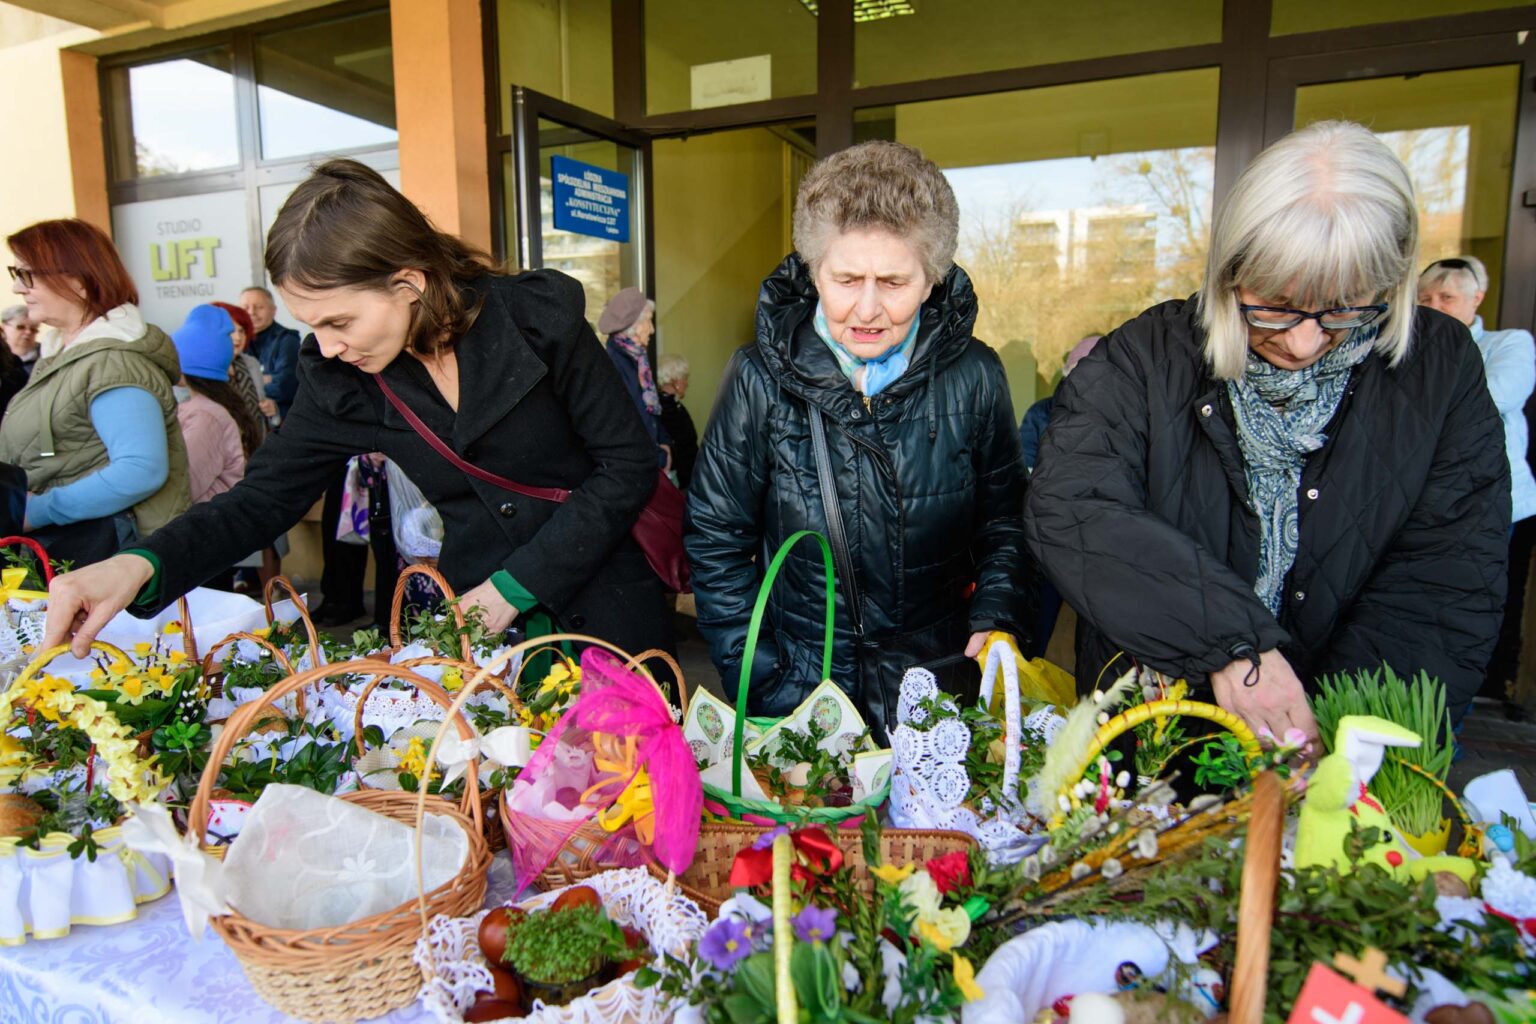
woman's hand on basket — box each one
[1210,648,1320,756]
[42,553,157,658]
[461,577,519,634]
[964,631,991,659]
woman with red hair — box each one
[0,218,190,564]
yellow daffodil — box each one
[952,954,983,1002]
[19,675,74,721]
[133,642,153,657]
[116,675,149,705]
[915,907,970,952]
[167,650,187,664]
[395,736,438,782]
[538,661,581,697]
[870,862,916,886]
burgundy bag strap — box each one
[370,373,570,503]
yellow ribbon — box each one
[0,567,48,605]
[580,732,655,846]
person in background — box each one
[1016,333,1103,656]
[656,352,698,490]
[1419,255,1536,707]
[171,305,253,505]
[1019,333,1102,474]
[1025,121,1509,745]
[212,300,268,445]
[240,285,301,421]
[600,288,672,470]
[0,218,190,565]
[0,312,27,415]
[687,140,1029,737]
[212,298,282,592]
[2,304,40,378]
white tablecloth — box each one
[0,852,524,1024]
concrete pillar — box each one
[390,0,491,253]
[60,48,109,235]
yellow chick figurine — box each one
[1295,714,1474,884]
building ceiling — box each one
[8,0,337,50]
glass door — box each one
[510,86,654,329]
[1263,38,1535,332]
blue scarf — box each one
[812,303,921,397]
[1225,327,1377,615]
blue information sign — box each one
[551,155,631,243]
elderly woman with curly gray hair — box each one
[1024,121,1510,748]
[685,140,1030,738]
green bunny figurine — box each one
[1295,714,1475,883]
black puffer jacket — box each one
[1024,298,1509,718]
[686,255,1029,736]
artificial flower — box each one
[395,736,437,782]
[952,954,984,1002]
[915,906,970,952]
[898,870,942,918]
[791,905,838,943]
[926,850,971,896]
[115,674,149,705]
[752,826,790,851]
[870,862,916,886]
[698,917,754,971]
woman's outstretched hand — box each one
[460,577,520,635]
[1210,648,1320,755]
[42,553,157,658]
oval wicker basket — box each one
[187,659,493,1024]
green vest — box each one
[0,324,191,534]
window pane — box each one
[1273,0,1527,35]
[115,50,239,178]
[863,68,1219,415]
[497,0,613,133]
[854,0,1220,89]
[1295,65,1521,327]
[536,121,641,332]
[256,10,397,162]
[645,0,815,114]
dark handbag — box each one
[371,373,690,592]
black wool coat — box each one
[135,270,669,653]
[686,255,1030,736]
[1023,298,1509,718]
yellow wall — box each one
[497,0,612,130]
[0,17,104,258]
[653,128,795,422]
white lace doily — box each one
[415,868,708,1024]
[890,647,1042,864]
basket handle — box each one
[1057,698,1262,809]
[262,575,323,669]
[412,631,641,957]
[509,642,579,698]
[173,596,199,663]
[0,535,53,585]
[733,530,835,798]
[1229,770,1282,1024]
[7,640,133,696]
[347,669,483,806]
[198,631,298,709]
[624,648,689,716]
[389,564,470,662]
[188,658,487,842]
[977,639,1022,801]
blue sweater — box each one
[26,387,169,527]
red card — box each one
[1285,963,1409,1024]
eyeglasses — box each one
[1239,303,1388,331]
[6,266,50,290]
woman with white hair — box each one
[687,140,1029,736]
[1024,120,1509,744]
[656,352,698,489]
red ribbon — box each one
[728,827,845,890]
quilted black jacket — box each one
[1024,298,1509,717]
[686,255,1029,734]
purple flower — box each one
[752,826,790,851]
[699,918,754,971]
[791,905,838,944]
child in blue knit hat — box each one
[172,305,262,505]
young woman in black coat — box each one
[1024,121,1509,747]
[43,159,670,659]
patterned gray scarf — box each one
[1225,327,1377,615]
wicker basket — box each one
[494,640,689,892]
[650,821,977,917]
[187,660,493,1024]
[262,574,326,669]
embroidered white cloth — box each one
[0,850,524,1023]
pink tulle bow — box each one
[502,647,702,894]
